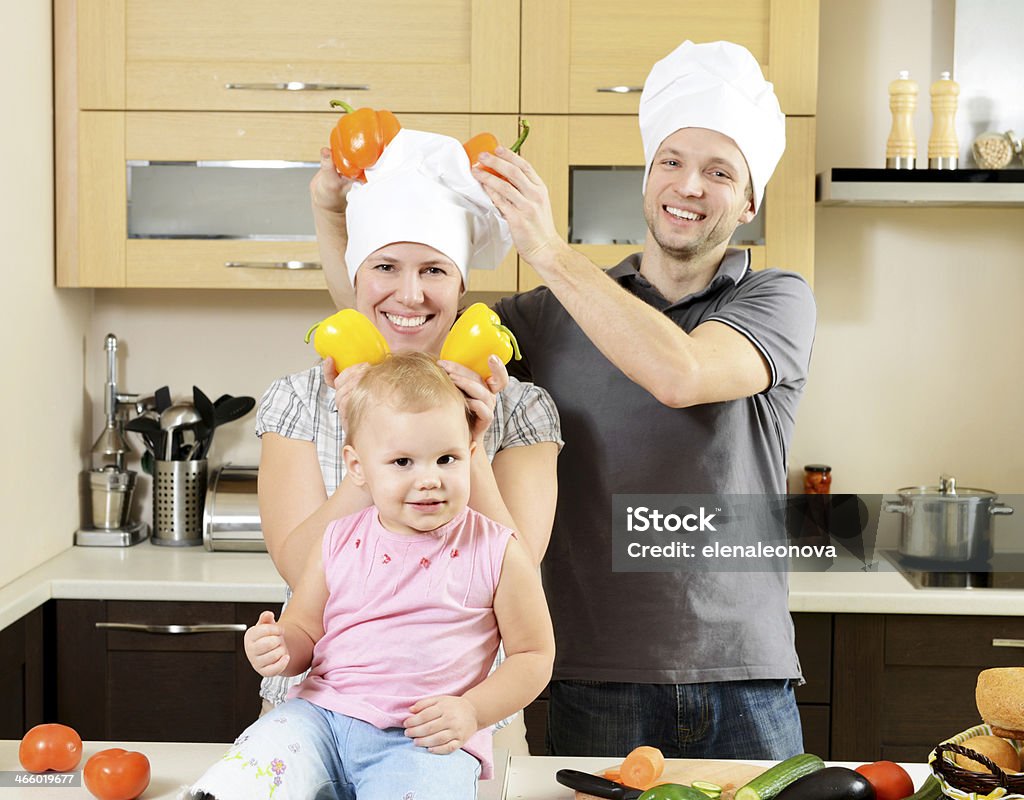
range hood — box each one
[817,168,1024,206]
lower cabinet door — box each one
[56,599,265,743]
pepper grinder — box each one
[886,70,918,169]
[928,71,959,169]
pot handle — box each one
[883,500,907,514]
[989,502,1014,516]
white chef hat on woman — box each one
[639,40,785,212]
[344,129,511,287]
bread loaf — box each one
[977,668,1024,740]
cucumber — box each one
[734,754,826,800]
[905,775,942,800]
[691,780,722,798]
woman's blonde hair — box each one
[344,352,475,446]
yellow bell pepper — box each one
[304,309,390,371]
[440,303,521,379]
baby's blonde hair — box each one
[344,351,475,447]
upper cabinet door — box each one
[521,0,818,116]
[76,0,520,113]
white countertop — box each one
[0,745,932,800]
[0,540,1020,632]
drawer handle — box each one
[993,638,1024,648]
[596,85,643,94]
[96,623,247,635]
[225,261,322,271]
[224,82,369,92]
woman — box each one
[256,129,561,755]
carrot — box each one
[620,745,665,789]
[601,767,622,783]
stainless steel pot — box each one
[884,475,1014,562]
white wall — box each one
[0,2,91,587]
[787,0,1024,495]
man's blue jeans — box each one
[547,678,804,759]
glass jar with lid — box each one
[971,130,1022,169]
[803,464,832,495]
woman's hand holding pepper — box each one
[310,146,354,215]
[440,356,507,446]
[473,148,568,269]
[324,358,372,432]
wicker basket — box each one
[928,724,1024,799]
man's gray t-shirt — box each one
[495,249,817,683]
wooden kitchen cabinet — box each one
[520,0,819,116]
[66,0,519,114]
[54,599,266,743]
[58,111,519,291]
[832,614,1024,763]
[519,115,816,290]
[0,606,46,739]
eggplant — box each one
[775,766,876,800]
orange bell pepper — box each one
[464,119,530,181]
[328,100,401,182]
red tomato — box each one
[855,760,914,800]
[83,748,151,800]
[18,723,83,772]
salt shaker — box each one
[928,71,959,169]
[886,70,918,169]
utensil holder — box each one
[153,459,208,546]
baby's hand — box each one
[244,610,291,677]
[403,696,479,755]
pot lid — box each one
[896,475,998,499]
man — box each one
[471,40,816,759]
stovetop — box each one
[882,550,1024,590]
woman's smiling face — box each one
[353,242,464,355]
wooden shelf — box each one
[817,168,1024,206]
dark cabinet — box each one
[832,614,1024,763]
[0,605,46,739]
[55,599,264,743]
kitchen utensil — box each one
[556,770,642,799]
[153,458,208,545]
[193,385,215,430]
[203,464,265,551]
[194,395,256,460]
[82,467,136,530]
[90,333,132,471]
[884,475,1014,563]
[124,415,163,457]
[154,385,172,413]
[160,402,201,460]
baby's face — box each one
[349,399,473,535]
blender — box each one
[75,334,150,546]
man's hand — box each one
[244,610,291,677]
[473,147,567,267]
[403,695,480,755]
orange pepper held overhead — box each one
[328,100,401,182]
[464,119,530,181]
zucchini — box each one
[904,775,942,800]
[691,780,722,798]
[734,754,826,800]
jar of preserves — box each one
[803,464,832,495]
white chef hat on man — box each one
[639,40,785,213]
[344,128,511,287]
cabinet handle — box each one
[993,638,1024,648]
[225,261,322,271]
[596,85,643,94]
[96,623,246,635]
[224,82,369,92]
